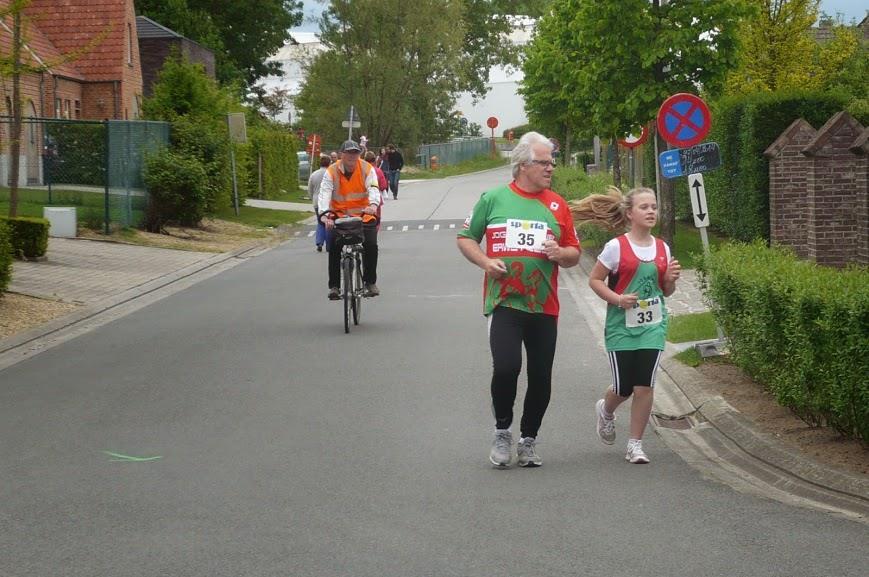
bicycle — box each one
[334,216,365,333]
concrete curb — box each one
[660,358,869,504]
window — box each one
[127,23,133,65]
[55,98,61,117]
[5,97,12,115]
[74,100,81,119]
[63,99,71,119]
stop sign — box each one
[486,116,499,129]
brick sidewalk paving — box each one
[10,238,215,305]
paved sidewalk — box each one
[10,238,216,304]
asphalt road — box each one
[1,167,866,576]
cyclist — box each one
[457,131,580,468]
[318,140,382,300]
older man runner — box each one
[457,131,580,468]
[318,140,382,300]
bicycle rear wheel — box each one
[352,252,363,325]
[342,255,352,334]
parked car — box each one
[298,151,311,183]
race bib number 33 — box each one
[505,219,546,250]
[626,297,663,328]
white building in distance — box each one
[259,32,325,124]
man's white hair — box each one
[510,131,554,179]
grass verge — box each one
[405,155,508,179]
[673,347,702,367]
[667,311,718,343]
[212,204,310,228]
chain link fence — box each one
[0,117,169,231]
[416,137,493,169]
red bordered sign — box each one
[657,93,711,148]
[618,126,648,149]
[486,116,499,129]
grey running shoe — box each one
[625,439,650,464]
[364,283,380,297]
[489,430,513,468]
[596,399,616,445]
[328,287,340,300]
[517,437,542,467]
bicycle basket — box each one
[334,217,364,244]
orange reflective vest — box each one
[327,160,376,223]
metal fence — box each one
[416,137,493,169]
[0,117,170,231]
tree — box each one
[521,0,747,246]
[725,1,861,95]
[296,0,468,148]
[136,0,303,88]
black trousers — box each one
[488,306,558,438]
[327,223,378,288]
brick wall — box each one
[766,112,868,267]
[139,37,217,98]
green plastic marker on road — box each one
[103,451,163,462]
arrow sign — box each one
[688,173,710,228]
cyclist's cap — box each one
[340,139,362,152]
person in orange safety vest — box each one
[317,139,382,300]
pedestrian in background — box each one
[308,154,332,252]
[457,131,580,468]
[385,144,404,199]
[364,150,388,225]
[570,186,681,464]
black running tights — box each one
[488,306,558,439]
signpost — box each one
[659,141,721,179]
[487,116,499,156]
[688,173,710,229]
[227,112,247,216]
[619,126,648,187]
[342,106,361,139]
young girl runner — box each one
[570,186,681,463]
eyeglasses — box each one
[528,159,557,168]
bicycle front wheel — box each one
[342,255,352,334]
[352,253,363,325]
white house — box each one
[453,17,535,134]
[259,32,326,124]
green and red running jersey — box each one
[459,182,580,316]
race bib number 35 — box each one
[626,297,663,328]
[505,219,547,250]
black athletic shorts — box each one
[606,349,663,397]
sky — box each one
[290,1,867,34]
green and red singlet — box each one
[459,182,579,316]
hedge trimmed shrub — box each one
[0,215,49,258]
[245,126,298,199]
[143,149,209,232]
[0,220,12,292]
[701,91,848,242]
[699,242,869,443]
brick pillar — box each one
[764,119,817,258]
[850,127,869,264]
[802,112,866,267]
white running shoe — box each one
[517,437,542,467]
[625,439,650,464]
[489,429,513,468]
[595,399,616,445]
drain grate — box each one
[652,415,694,430]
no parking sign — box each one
[657,93,711,148]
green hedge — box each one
[551,165,618,247]
[0,215,49,258]
[699,242,869,443]
[701,91,849,242]
[245,126,299,199]
[0,220,12,291]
